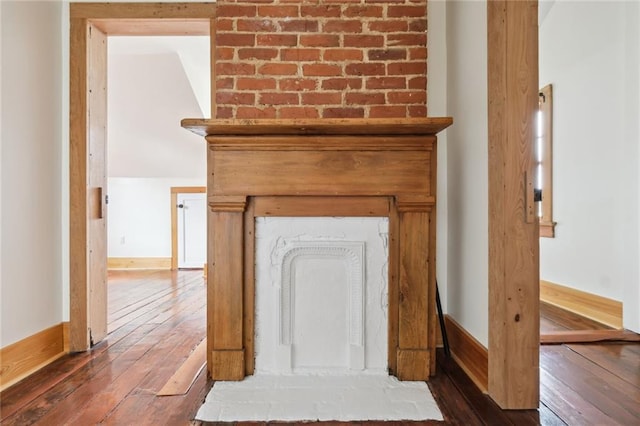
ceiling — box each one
[107,36,210,178]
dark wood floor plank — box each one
[147,284,206,326]
[434,354,516,425]
[1,271,204,425]
[541,345,640,424]
[154,368,212,426]
[116,275,203,331]
[88,272,204,423]
[0,319,155,419]
[540,367,613,425]
[108,270,177,316]
[38,312,204,425]
[108,270,198,318]
[67,332,200,424]
[537,403,568,426]
[540,316,568,332]
[103,393,158,426]
[427,362,483,425]
[4,323,160,425]
[540,302,612,332]
[0,351,93,420]
[108,272,204,333]
[567,343,640,388]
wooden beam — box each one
[70,3,216,20]
[69,16,90,352]
[487,0,540,409]
[91,19,210,36]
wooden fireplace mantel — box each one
[182,117,452,381]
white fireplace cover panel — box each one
[255,217,389,375]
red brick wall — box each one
[214,0,428,119]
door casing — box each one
[69,2,215,351]
[170,186,206,270]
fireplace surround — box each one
[253,216,389,374]
[182,117,452,381]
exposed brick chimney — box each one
[214,0,427,119]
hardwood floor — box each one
[0,270,210,426]
[1,271,638,425]
[538,302,640,425]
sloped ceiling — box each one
[539,0,556,26]
[107,36,209,178]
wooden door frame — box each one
[487,0,539,409]
[170,186,206,270]
[69,2,216,352]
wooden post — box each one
[487,0,540,409]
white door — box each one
[177,192,207,268]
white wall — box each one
[108,36,210,118]
[539,1,640,331]
[635,1,640,333]
[428,0,449,311]
[444,0,489,346]
[0,0,4,348]
[1,1,64,347]
[106,38,208,258]
[108,177,204,257]
[108,39,208,179]
[623,0,640,333]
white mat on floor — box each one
[195,375,444,422]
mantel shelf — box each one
[181,117,453,137]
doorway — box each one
[69,2,215,352]
[171,187,206,270]
[537,0,636,335]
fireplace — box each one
[182,117,452,381]
[254,216,389,374]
